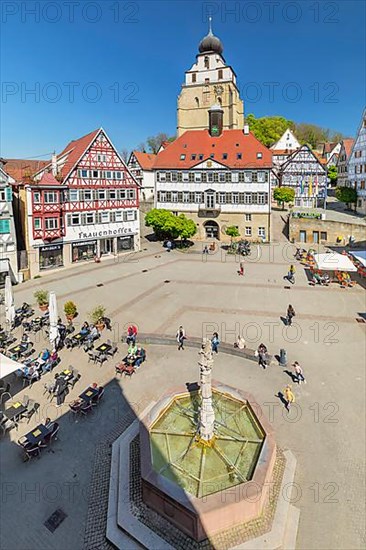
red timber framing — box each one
[32,187,65,241]
[30,129,140,241]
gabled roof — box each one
[154,130,272,169]
[132,151,156,170]
[270,128,300,151]
[280,144,326,172]
[58,128,100,178]
[35,172,61,186]
[272,149,292,156]
[341,138,355,158]
[322,142,338,155]
[4,159,49,182]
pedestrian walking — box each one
[284,385,295,412]
[292,361,306,384]
[166,240,172,252]
[286,305,296,326]
[203,245,209,255]
[176,325,186,350]
[257,343,268,369]
[211,332,220,353]
[239,261,244,276]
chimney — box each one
[244,124,249,135]
[51,151,57,176]
[208,104,224,137]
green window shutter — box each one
[6,187,12,202]
[0,219,10,234]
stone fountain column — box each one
[198,338,215,441]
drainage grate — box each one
[142,269,148,273]
[44,508,67,533]
[96,283,104,287]
[284,286,291,290]
[164,280,171,283]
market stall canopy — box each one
[349,250,366,268]
[0,353,23,379]
[313,253,358,272]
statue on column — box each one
[198,338,215,442]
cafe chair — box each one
[18,435,32,448]
[1,418,18,435]
[69,402,82,417]
[108,343,118,356]
[22,395,30,408]
[115,363,125,376]
[24,445,41,461]
[88,351,98,364]
[95,353,108,367]
[124,365,135,378]
[80,402,93,416]
[0,390,12,405]
[21,401,40,423]
[91,387,105,406]
[41,422,60,447]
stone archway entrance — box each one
[204,220,220,240]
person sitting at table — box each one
[23,365,40,383]
[134,347,146,368]
[87,325,100,343]
[126,325,137,345]
[42,350,59,374]
[342,272,351,284]
[38,348,51,362]
[80,322,90,336]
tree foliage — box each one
[335,186,357,204]
[225,225,240,243]
[327,165,338,185]
[247,114,344,149]
[273,187,295,209]
[246,114,294,147]
[145,209,197,240]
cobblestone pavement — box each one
[0,241,365,550]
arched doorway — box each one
[204,220,220,240]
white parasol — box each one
[4,276,15,327]
[48,291,59,348]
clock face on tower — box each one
[214,85,224,96]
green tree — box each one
[273,187,295,209]
[145,209,174,239]
[225,225,240,245]
[145,209,196,241]
[327,165,338,186]
[246,114,294,147]
[335,186,357,206]
[175,214,197,241]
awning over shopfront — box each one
[349,250,366,268]
[313,253,358,272]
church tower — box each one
[177,18,244,137]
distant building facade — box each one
[337,138,355,187]
[270,128,301,171]
[348,108,366,214]
[155,106,272,242]
[128,151,156,202]
[0,164,18,283]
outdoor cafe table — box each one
[4,401,27,421]
[72,333,86,344]
[79,386,99,403]
[8,343,28,358]
[25,424,50,446]
[60,368,74,382]
[95,343,112,354]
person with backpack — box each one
[286,305,296,326]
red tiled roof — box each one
[323,142,338,154]
[272,149,292,156]
[342,138,355,158]
[154,130,272,169]
[58,128,100,178]
[4,159,49,181]
[33,172,61,186]
[133,151,156,170]
[313,151,328,165]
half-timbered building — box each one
[0,163,18,284]
[279,145,327,208]
[154,106,272,242]
[23,128,140,277]
[337,138,354,187]
[348,108,366,214]
[127,151,156,202]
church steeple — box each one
[198,17,224,55]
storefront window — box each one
[39,245,63,270]
[117,236,133,252]
[72,241,97,262]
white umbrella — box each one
[349,250,366,268]
[4,276,15,327]
[49,291,59,348]
[313,253,358,272]
[0,352,24,378]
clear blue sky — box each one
[1,0,365,158]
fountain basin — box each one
[140,381,276,541]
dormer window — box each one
[191,154,196,160]
[180,154,186,160]
[257,152,263,159]
[237,153,242,160]
[210,154,215,159]
[199,154,204,160]
[222,153,228,160]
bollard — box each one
[279,348,287,366]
